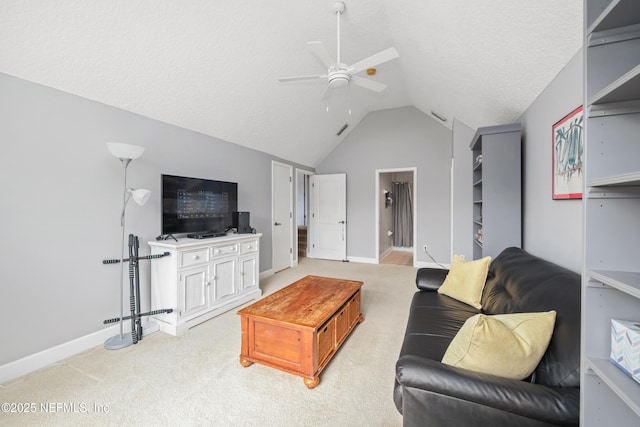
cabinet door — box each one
[179,266,209,318]
[211,257,237,303]
[239,255,258,291]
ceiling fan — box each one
[278,1,399,101]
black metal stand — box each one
[155,233,178,242]
[103,234,173,344]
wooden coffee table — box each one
[237,275,364,389]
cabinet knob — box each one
[215,249,220,254]
[194,255,199,259]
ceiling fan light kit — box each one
[279,1,399,102]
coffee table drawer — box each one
[336,304,350,344]
[317,318,336,366]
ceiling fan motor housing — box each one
[329,69,350,88]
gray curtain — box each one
[392,182,413,247]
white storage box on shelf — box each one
[611,319,640,385]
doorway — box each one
[309,173,347,261]
[295,168,313,262]
[272,161,293,273]
[376,168,417,266]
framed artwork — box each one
[552,106,584,199]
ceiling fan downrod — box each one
[334,2,345,66]
[330,2,348,88]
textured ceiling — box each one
[0,1,582,167]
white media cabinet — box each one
[148,233,262,336]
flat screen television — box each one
[161,174,238,236]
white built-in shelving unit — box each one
[581,0,640,425]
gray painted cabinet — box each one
[470,123,521,260]
[581,0,640,425]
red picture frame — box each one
[552,106,584,200]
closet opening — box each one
[375,168,417,266]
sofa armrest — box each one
[415,268,449,291]
[396,355,579,425]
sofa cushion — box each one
[437,255,491,309]
[441,311,557,380]
[481,247,581,388]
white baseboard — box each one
[0,322,159,384]
[347,256,377,264]
[379,247,392,260]
[415,261,450,269]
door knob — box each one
[338,220,345,224]
[274,222,282,226]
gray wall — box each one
[316,106,452,264]
[0,73,311,365]
[518,49,583,271]
[451,119,475,260]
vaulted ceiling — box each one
[0,1,583,167]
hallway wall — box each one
[317,106,451,265]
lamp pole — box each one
[104,142,146,350]
[104,157,134,350]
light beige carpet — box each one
[0,258,418,426]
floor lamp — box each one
[105,142,150,350]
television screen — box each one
[161,174,238,235]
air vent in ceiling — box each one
[336,123,349,136]
[431,110,447,122]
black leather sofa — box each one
[394,247,581,426]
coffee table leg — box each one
[304,376,320,389]
[239,356,253,367]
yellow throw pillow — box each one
[437,255,491,309]
[441,311,557,380]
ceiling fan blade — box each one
[307,41,335,68]
[320,85,333,101]
[278,74,326,83]
[351,75,387,92]
[348,47,399,75]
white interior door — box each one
[272,161,292,273]
[310,173,347,261]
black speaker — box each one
[232,211,251,233]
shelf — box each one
[583,1,640,424]
[587,270,640,299]
[473,179,483,186]
[588,0,640,34]
[586,357,640,417]
[590,64,640,105]
[473,239,483,248]
[473,200,483,204]
[473,220,483,226]
[587,172,640,187]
